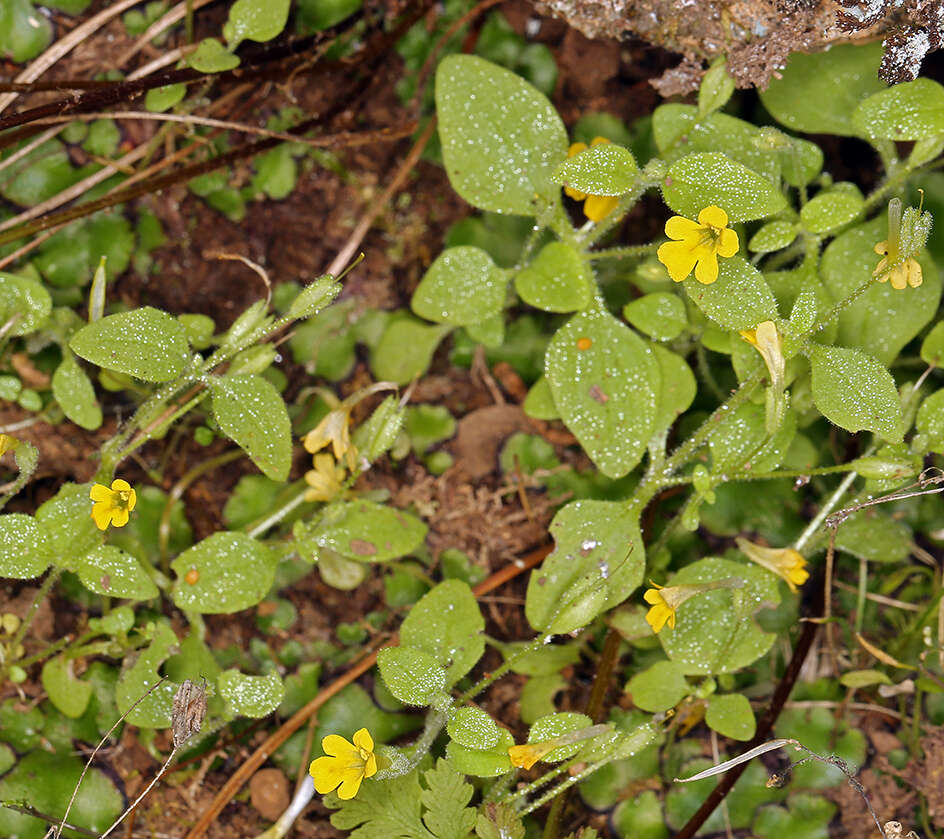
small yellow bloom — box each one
[565,137,620,223]
[309,728,377,800]
[303,409,357,471]
[508,741,558,770]
[873,240,922,290]
[304,452,346,502]
[739,320,784,388]
[89,479,137,530]
[0,434,18,457]
[644,582,678,633]
[657,205,739,285]
[736,537,809,593]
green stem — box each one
[586,242,659,261]
[854,557,867,635]
[793,469,859,553]
[457,633,554,705]
[246,486,309,539]
[2,567,61,679]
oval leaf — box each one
[514,241,593,313]
[626,660,691,712]
[799,185,864,234]
[662,152,786,223]
[41,655,92,719]
[412,246,508,325]
[312,499,427,562]
[0,272,51,337]
[52,352,102,430]
[77,545,159,600]
[377,646,448,706]
[218,669,284,718]
[210,374,291,481]
[545,307,660,478]
[448,707,502,749]
[171,532,278,613]
[555,143,637,195]
[683,256,778,331]
[70,307,190,382]
[810,345,904,442]
[705,693,756,740]
[436,54,568,215]
[0,513,50,579]
[853,78,944,140]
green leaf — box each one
[523,375,559,420]
[853,78,944,140]
[921,321,944,366]
[660,557,781,674]
[52,352,102,430]
[662,152,786,223]
[377,646,448,706]
[545,307,660,477]
[759,42,885,136]
[623,293,687,341]
[36,213,135,288]
[809,345,903,442]
[698,58,735,117]
[210,374,292,481]
[613,791,669,839]
[626,661,690,712]
[218,668,284,718]
[114,622,179,727]
[297,0,362,31]
[447,707,502,749]
[412,246,508,325]
[401,580,484,686]
[0,0,52,63]
[753,794,836,839]
[528,712,592,762]
[0,514,50,579]
[76,545,159,600]
[917,390,944,452]
[171,532,278,613]
[820,216,942,366]
[371,318,451,385]
[185,37,238,73]
[146,82,187,112]
[840,669,892,688]
[421,759,477,839]
[650,345,696,439]
[749,221,798,254]
[520,674,564,724]
[834,511,911,563]
[554,142,637,195]
[653,105,779,184]
[774,707,865,789]
[476,802,526,839]
[327,768,432,836]
[436,54,568,215]
[799,184,864,234]
[36,482,101,567]
[709,403,797,473]
[683,256,778,331]
[778,135,823,187]
[252,145,298,199]
[447,728,514,777]
[0,272,51,337]
[311,499,427,562]
[514,241,593,313]
[223,0,290,47]
[42,655,93,719]
[526,499,645,635]
[70,307,190,382]
[705,693,755,740]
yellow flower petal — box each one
[657,239,699,283]
[874,240,888,256]
[111,479,131,492]
[589,136,611,147]
[664,215,702,241]
[126,488,137,512]
[584,194,619,222]
[336,768,366,800]
[110,507,130,528]
[0,434,17,457]
[352,727,374,753]
[310,755,346,793]
[564,185,587,201]
[91,502,113,531]
[717,227,739,257]
[567,141,588,158]
[693,251,720,285]
[698,205,729,229]
[322,734,357,758]
[89,483,113,503]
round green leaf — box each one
[436,54,568,215]
[554,142,637,195]
[446,728,514,777]
[210,374,291,481]
[683,256,778,331]
[0,272,51,337]
[223,0,290,47]
[662,152,786,223]
[526,499,645,635]
[917,389,944,452]
[219,669,284,718]
[920,321,944,366]
[52,352,102,430]
[70,307,190,382]
[839,669,892,688]
[809,344,903,442]
[759,42,885,136]
[377,646,448,706]
[312,499,427,562]
[114,622,179,727]
[623,293,687,341]
[77,545,159,600]
[749,221,798,253]
[412,246,508,325]
[370,318,451,385]
[660,557,781,675]
[36,482,101,567]
[853,78,944,140]
[545,307,660,478]
[709,403,797,474]
[514,241,593,313]
[705,693,756,740]
[400,580,484,686]
[834,511,911,563]
[523,375,559,420]
[799,185,864,234]
[613,791,669,839]
[0,513,50,579]
[626,661,690,712]
[447,706,501,749]
[528,712,592,763]
[41,655,93,719]
[171,532,278,613]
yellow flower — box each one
[873,240,922,290]
[657,205,739,285]
[309,728,377,800]
[508,741,558,770]
[736,537,809,593]
[304,452,346,502]
[644,582,678,633]
[565,137,620,223]
[739,320,784,389]
[89,479,137,530]
[303,408,357,471]
[0,434,18,457]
